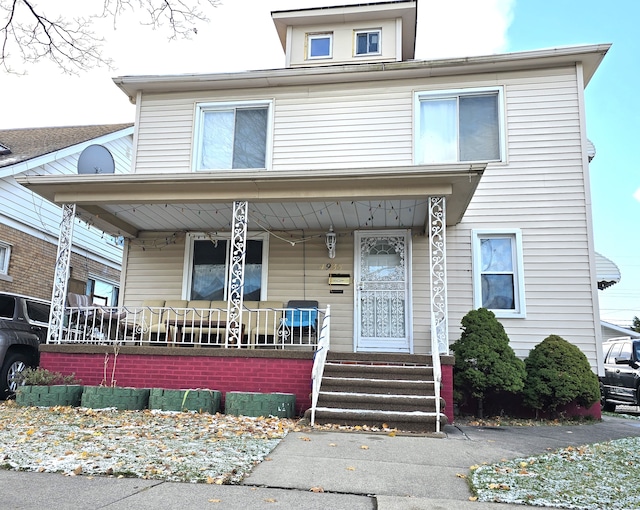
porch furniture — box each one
[282,300,319,340]
[168,319,246,345]
[249,301,285,347]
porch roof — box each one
[17,163,484,237]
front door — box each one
[355,230,411,352]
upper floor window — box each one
[0,241,11,275]
[194,101,272,170]
[415,88,503,164]
[307,33,333,59]
[355,29,381,55]
[472,230,525,318]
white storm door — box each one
[355,230,411,352]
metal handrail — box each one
[431,315,443,434]
[310,305,331,427]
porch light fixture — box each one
[325,225,336,259]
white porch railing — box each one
[310,305,330,427]
[57,304,324,350]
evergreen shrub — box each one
[523,334,600,414]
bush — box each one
[523,335,600,415]
[451,308,526,418]
[17,368,81,386]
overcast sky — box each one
[1,0,638,326]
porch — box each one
[61,300,324,350]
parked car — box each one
[600,338,640,412]
[0,292,50,398]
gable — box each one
[0,124,133,176]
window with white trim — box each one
[0,241,11,275]
[307,33,333,59]
[194,101,271,170]
[354,29,381,55]
[472,230,525,318]
[415,88,503,164]
[185,233,268,301]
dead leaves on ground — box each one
[0,401,298,483]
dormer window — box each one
[355,29,381,55]
[307,33,333,59]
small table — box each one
[167,320,245,345]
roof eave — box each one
[112,43,611,99]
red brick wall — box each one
[441,363,454,423]
[40,352,313,415]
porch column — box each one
[47,203,76,344]
[226,200,248,346]
[428,196,449,354]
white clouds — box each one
[0,0,515,129]
[634,187,640,202]
[415,0,515,59]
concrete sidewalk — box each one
[3,415,640,509]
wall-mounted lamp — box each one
[325,225,336,259]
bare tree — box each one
[1,0,220,74]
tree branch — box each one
[0,0,219,74]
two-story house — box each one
[19,1,609,430]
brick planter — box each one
[16,385,84,407]
[81,386,150,410]
[148,388,221,413]
[225,391,296,418]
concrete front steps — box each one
[310,352,447,434]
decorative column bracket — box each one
[47,203,76,344]
[226,201,248,347]
[428,196,449,354]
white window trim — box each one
[354,29,382,56]
[472,229,526,319]
[192,100,274,172]
[414,86,506,165]
[182,232,269,301]
[0,240,11,275]
[307,32,333,60]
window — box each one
[0,241,11,275]
[355,29,381,55]
[194,101,271,171]
[416,88,503,164]
[472,230,525,318]
[87,277,120,306]
[307,33,332,59]
[25,300,50,324]
[185,234,268,301]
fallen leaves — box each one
[0,401,298,484]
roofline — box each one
[113,43,610,100]
[601,321,640,339]
[0,126,134,178]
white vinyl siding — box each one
[448,66,599,369]
[128,64,599,368]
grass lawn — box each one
[0,400,299,483]
[468,410,640,509]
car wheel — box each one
[600,383,616,412]
[0,352,32,398]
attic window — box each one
[307,33,332,59]
[355,29,381,55]
[0,143,10,155]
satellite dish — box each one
[77,144,115,174]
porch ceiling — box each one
[17,164,485,237]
